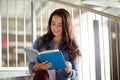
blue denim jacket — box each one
[29,38,78,80]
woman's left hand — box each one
[64,61,72,74]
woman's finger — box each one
[41,62,52,70]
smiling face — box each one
[51,15,62,38]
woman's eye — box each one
[51,23,55,26]
[58,25,62,27]
[58,24,62,27]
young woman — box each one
[29,8,81,80]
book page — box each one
[24,48,39,62]
[39,49,59,54]
[27,48,39,54]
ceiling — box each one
[60,0,120,18]
[82,0,120,17]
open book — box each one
[24,48,66,70]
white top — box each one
[48,70,56,80]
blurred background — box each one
[0,0,120,80]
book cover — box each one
[23,48,66,70]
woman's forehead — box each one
[52,15,62,23]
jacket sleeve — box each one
[29,38,41,73]
[65,58,78,79]
[29,62,35,74]
[33,38,41,51]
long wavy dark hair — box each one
[40,8,81,60]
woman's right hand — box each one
[33,59,52,71]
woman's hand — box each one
[64,61,72,74]
[33,59,52,71]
